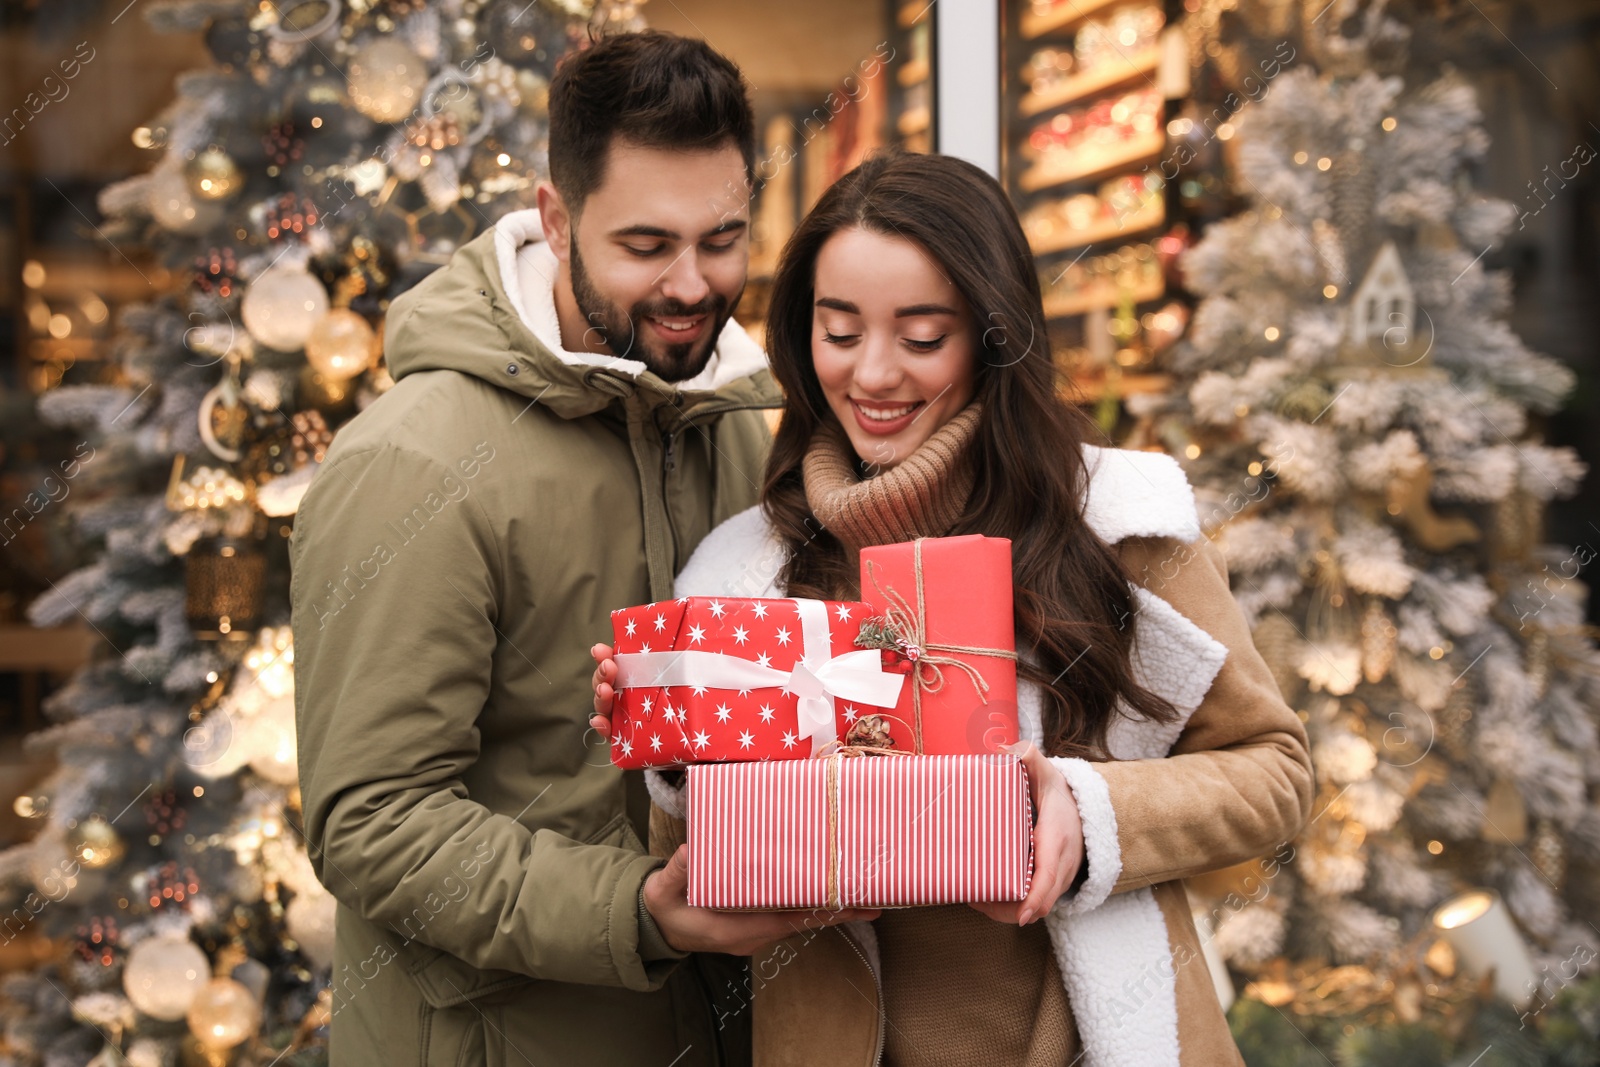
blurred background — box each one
[0,0,1597,1063]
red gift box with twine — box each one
[686,752,1034,910]
[854,535,1020,756]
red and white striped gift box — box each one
[686,754,1034,910]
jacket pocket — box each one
[584,810,646,854]
[419,999,488,1067]
[401,940,534,1010]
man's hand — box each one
[968,742,1084,927]
[644,845,880,956]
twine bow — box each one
[862,539,1018,754]
[810,736,917,910]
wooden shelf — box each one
[1021,0,1129,40]
[1029,200,1164,255]
[898,107,931,137]
[1067,370,1173,399]
[1043,273,1164,318]
[0,626,96,671]
[897,58,930,87]
[1019,45,1162,116]
[1018,128,1166,192]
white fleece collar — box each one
[493,208,769,392]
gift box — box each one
[857,536,1020,755]
[607,597,907,768]
[686,754,1034,909]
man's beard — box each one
[569,239,741,384]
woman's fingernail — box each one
[1018,907,1032,925]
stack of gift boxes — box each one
[607,535,1036,911]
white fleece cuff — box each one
[1049,756,1121,915]
[644,768,687,821]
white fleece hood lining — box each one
[493,208,768,392]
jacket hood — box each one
[382,208,782,422]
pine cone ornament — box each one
[143,789,188,839]
[1360,599,1397,684]
[73,916,121,968]
[1530,818,1566,889]
[263,121,305,169]
[194,246,239,299]
[290,410,334,466]
[1435,682,1473,758]
[845,714,896,751]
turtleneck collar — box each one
[802,402,983,559]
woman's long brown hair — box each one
[761,149,1179,759]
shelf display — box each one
[1019,3,1164,114]
[1002,0,1194,429]
[1020,171,1165,254]
[735,2,936,334]
[1038,239,1163,319]
[1019,86,1164,189]
[890,5,935,152]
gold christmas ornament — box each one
[1359,599,1397,684]
[1481,775,1528,845]
[347,38,428,123]
[186,146,243,201]
[149,165,225,234]
[1386,462,1480,553]
[304,308,376,380]
[1274,379,1333,422]
[1436,683,1474,757]
[1524,629,1550,699]
[1250,614,1302,700]
[186,535,268,640]
[1530,818,1566,889]
[186,977,262,1051]
[298,365,356,415]
[69,816,126,870]
[1491,486,1543,563]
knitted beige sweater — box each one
[801,401,1080,1066]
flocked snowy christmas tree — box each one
[3,1,640,1062]
[1153,2,1600,1062]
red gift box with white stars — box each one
[607,596,908,768]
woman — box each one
[591,150,1314,1067]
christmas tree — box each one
[4,1,639,1062]
[1153,2,1600,1062]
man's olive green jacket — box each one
[291,212,779,1065]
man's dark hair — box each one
[547,31,756,213]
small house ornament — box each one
[1345,240,1423,365]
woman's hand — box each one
[968,742,1085,927]
[645,845,881,955]
[590,643,617,737]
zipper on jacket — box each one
[663,430,679,474]
[661,430,682,572]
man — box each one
[291,32,869,1065]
